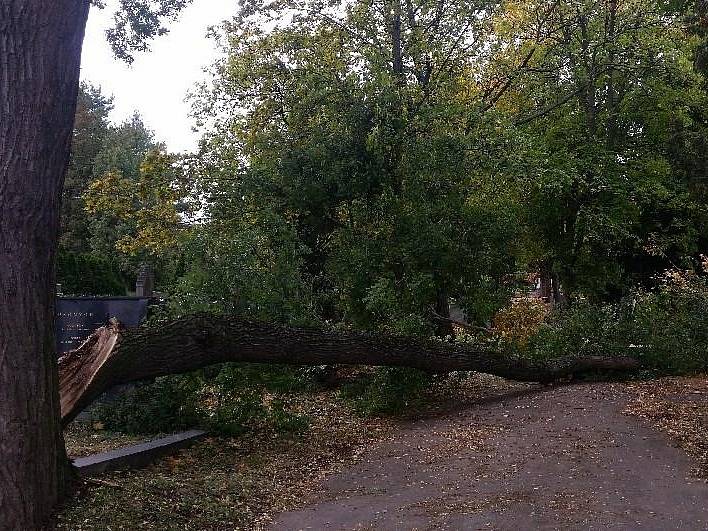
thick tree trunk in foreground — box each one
[59,315,639,427]
[0,2,90,528]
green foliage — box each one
[188,0,525,333]
[91,376,202,434]
[80,0,707,338]
[340,368,431,416]
[507,0,708,300]
[631,275,708,373]
[85,114,163,273]
[61,83,168,284]
[60,83,113,254]
[90,364,313,436]
[525,303,630,361]
[168,211,315,324]
[63,1,708,448]
[56,251,127,296]
[172,0,707,336]
[524,274,708,374]
[102,0,193,64]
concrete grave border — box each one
[72,430,207,477]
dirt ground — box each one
[272,382,708,530]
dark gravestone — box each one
[56,297,150,354]
[135,264,155,298]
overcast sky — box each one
[80,2,237,153]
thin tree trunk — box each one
[605,0,618,150]
[391,0,404,76]
[0,2,90,528]
[59,316,640,427]
[433,289,454,338]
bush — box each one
[340,367,431,416]
[492,298,549,347]
[524,302,629,360]
[523,271,708,374]
[90,376,202,434]
[90,364,313,436]
[57,251,127,296]
[631,274,708,373]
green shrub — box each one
[524,273,708,374]
[57,251,127,296]
[90,364,314,436]
[90,376,202,434]
[340,367,431,416]
[631,276,708,373]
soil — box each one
[272,383,708,530]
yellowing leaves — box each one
[83,149,187,257]
[84,171,134,219]
[492,298,549,347]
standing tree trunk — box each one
[0,2,90,528]
[433,289,454,338]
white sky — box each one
[80,1,237,153]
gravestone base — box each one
[72,430,207,477]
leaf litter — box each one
[56,372,527,530]
[623,375,708,479]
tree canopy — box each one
[82,0,708,330]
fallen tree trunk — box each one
[58,314,639,427]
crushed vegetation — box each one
[623,375,708,479]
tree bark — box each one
[59,315,640,427]
[390,0,404,76]
[0,2,90,528]
[433,289,454,338]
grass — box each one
[56,372,708,528]
[64,423,164,458]
[57,390,393,530]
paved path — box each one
[272,384,708,530]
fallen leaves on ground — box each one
[56,373,528,530]
[64,424,157,458]
[623,375,708,479]
[57,393,391,530]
